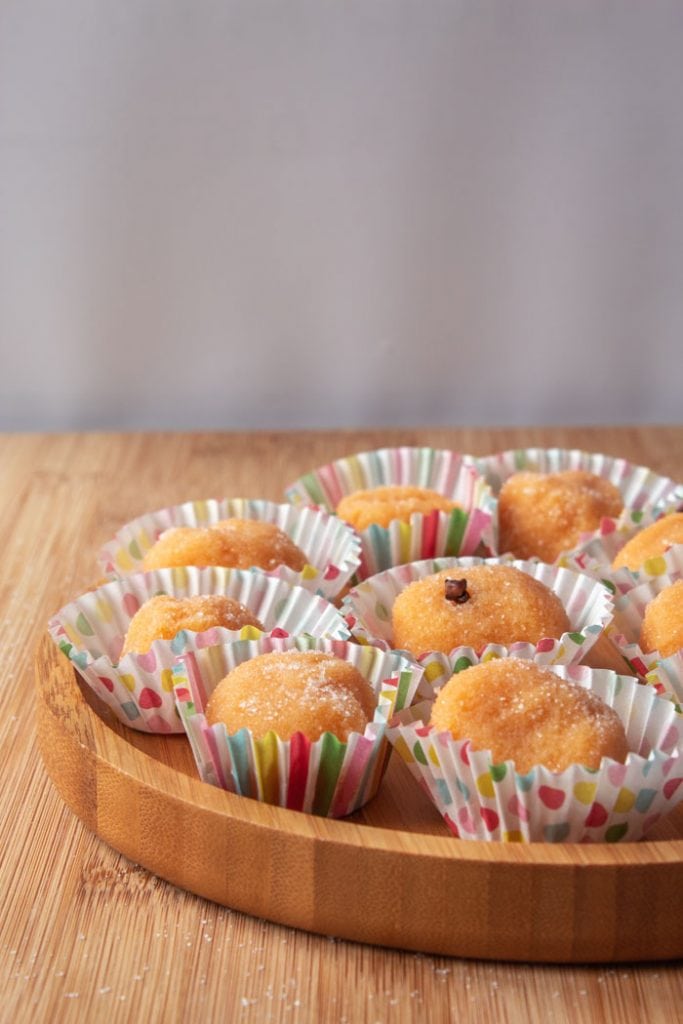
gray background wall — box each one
[2,1,682,431]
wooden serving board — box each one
[36,632,683,964]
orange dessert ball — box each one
[205,650,376,742]
[430,659,629,774]
[214,518,307,571]
[612,513,683,572]
[336,485,459,532]
[498,470,623,562]
[142,519,307,572]
[391,564,571,657]
[121,594,264,656]
[639,579,683,658]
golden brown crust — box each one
[639,579,683,658]
[336,485,459,532]
[391,564,571,657]
[612,513,683,572]
[121,594,263,656]
[498,470,623,562]
[430,659,629,773]
[213,519,307,571]
[205,650,376,742]
[141,520,307,572]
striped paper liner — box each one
[387,666,683,843]
[284,447,496,579]
[48,566,350,734]
[97,498,361,601]
[341,556,614,694]
[173,636,424,817]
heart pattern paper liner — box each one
[173,636,424,817]
[387,666,683,843]
[97,498,362,602]
[341,556,614,696]
[284,446,496,579]
[48,566,351,733]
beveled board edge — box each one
[36,633,683,963]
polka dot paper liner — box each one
[173,636,424,817]
[48,566,351,734]
[559,509,683,589]
[387,666,683,843]
[475,447,683,516]
[340,556,615,693]
[97,498,362,602]
[604,549,683,703]
[652,653,683,709]
[284,446,496,579]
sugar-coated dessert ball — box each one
[612,513,683,572]
[142,519,307,572]
[142,527,235,571]
[214,518,308,570]
[205,650,377,742]
[430,659,629,774]
[336,485,459,532]
[391,564,571,657]
[498,470,623,562]
[639,579,683,659]
[121,594,264,656]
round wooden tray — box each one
[36,633,683,963]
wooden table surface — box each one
[3,425,683,1023]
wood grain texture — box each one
[35,632,683,964]
[3,427,683,1022]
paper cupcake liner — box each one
[284,447,496,578]
[173,635,424,817]
[387,666,683,842]
[475,447,683,512]
[560,509,683,588]
[475,448,683,560]
[650,654,683,709]
[48,566,351,733]
[97,498,362,601]
[341,556,614,693]
[605,560,683,701]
